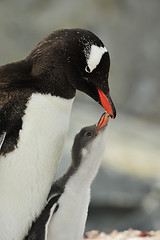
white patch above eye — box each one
[86,45,107,72]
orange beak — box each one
[96,112,109,134]
[97,89,116,119]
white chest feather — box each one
[0,93,73,240]
[47,180,90,240]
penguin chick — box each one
[25,113,109,240]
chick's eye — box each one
[85,65,91,73]
[85,131,92,137]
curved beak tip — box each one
[110,106,117,119]
[96,112,109,134]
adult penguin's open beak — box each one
[97,89,116,119]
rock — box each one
[83,229,160,240]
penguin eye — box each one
[85,131,92,137]
[85,65,91,73]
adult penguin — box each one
[0,29,116,240]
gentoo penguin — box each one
[24,112,109,240]
[0,29,116,240]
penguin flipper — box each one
[24,194,61,240]
[0,132,6,150]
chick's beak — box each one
[96,112,109,134]
[97,89,116,119]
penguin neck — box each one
[66,131,107,191]
[70,154,101,190]
[59,154,101,195]
[0,93,74,240]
